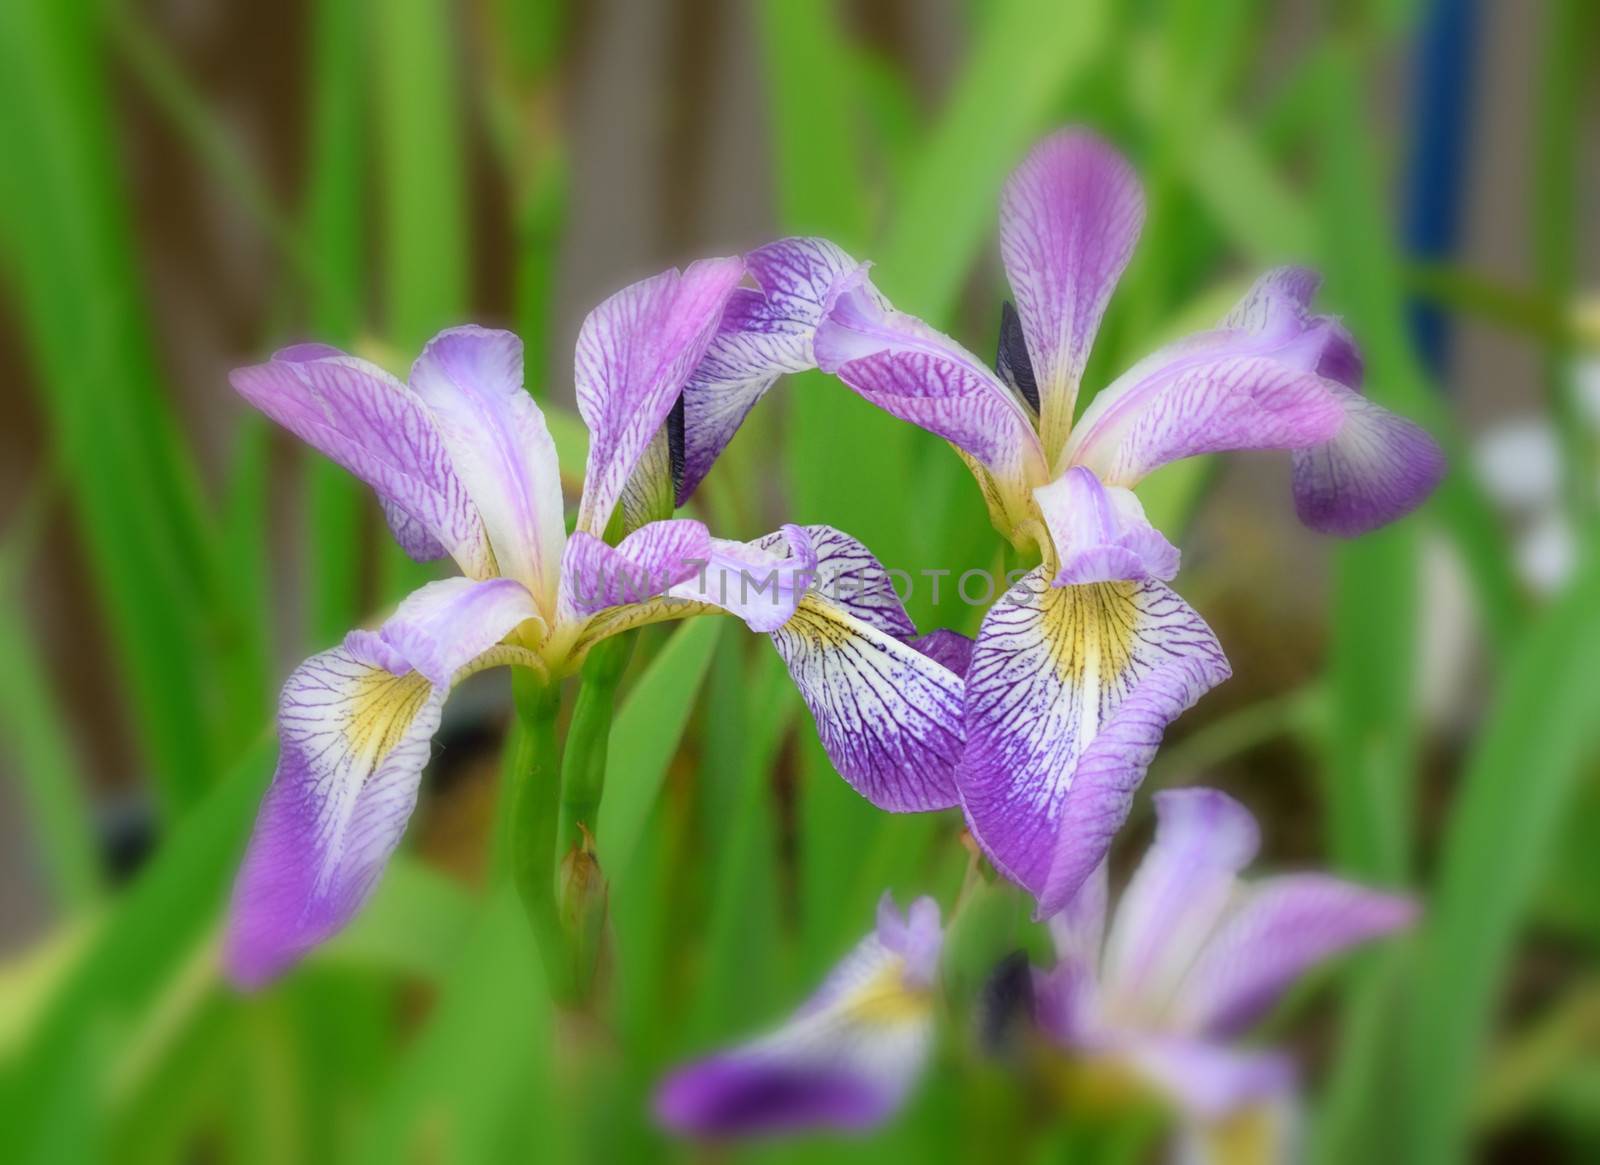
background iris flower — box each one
[1031,789,1416,1164]
[654,894,943,1139]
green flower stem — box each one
[558,633,636,856]
[505,667,569,998]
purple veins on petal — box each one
[230,345,491,577]
[813,267,1048,488]
[225,578,541,989]
[957,569,1229,913]
[1291,383,1447,537]
[654,895,943,1140]
[678,237,861,503]
[559,519,715,616]
[406,326,567,602]
[756,527,967,812]
[574,257,746,536]
[999,128,1145,455]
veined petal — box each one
[1000,129,1144,456]
[344,576,545,686]
[230,346,490,576]
[559,519,715,618]
[225,578,540,987]
[769,593,966,813]
[910,629,974,678]
[749,525,967,810]
[555,524,816,661]
[1098,789,1259,1023]
[814,269,1048,523]
[754,523,917,640]
[679,238,860,502]
[1062,266,1358,484]
[1172,873,1417,1038]
[407,327,567,604]
[958,571,1229,912]
[575,257,746,535]
[654,897,942,1138]
[1292,383,1446,536]
[1035,466,1180,585]
[671,524,819,634]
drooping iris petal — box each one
[655,897,942,1139]
[814,269,1048,520]
[575,257,746,535]
[225,577,542,987]
[1228,268,1447,535]
[678,238,860,503]
[958,570,1229,912]
[1291,383,1447,536]
[1097,789,1259,1019]
[1035,466,1180,585]
[999,129,1144,456]
[407,327,568,602]
[559,519,714,617]
[1171,873,1418,1038]
[230,346,491,577]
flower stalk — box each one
[505,667,569,999]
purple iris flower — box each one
[795,129,1445,915]
[654,894,943,1139]
[224,259,966,987]
[1033,788,1416,1163]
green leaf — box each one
[595,617,725,881]
[1403,539,1600,1163]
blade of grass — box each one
[595,617,725,882]
[1312,47,1522,650]
[1404,533,1600,1164]
[4,736,274,1155]
[0,511,100,910]
[302,0,370,647]
[0,0,230,811]
[370,0,467,600]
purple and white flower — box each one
[654,894,943,1139]
[224,259,966,987]
[1033,788,1416,1163]
[803,130,1445,914]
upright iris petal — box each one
[654,895,943,1138]
[999,129,1145,457]
[407,327,568,605]
[575,257,746,535]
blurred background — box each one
[2,0,1598,1161]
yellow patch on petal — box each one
[1041,581,1139,686]
[839,960,932,1026]
[345,669,432,764]
[784,595,860,648]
